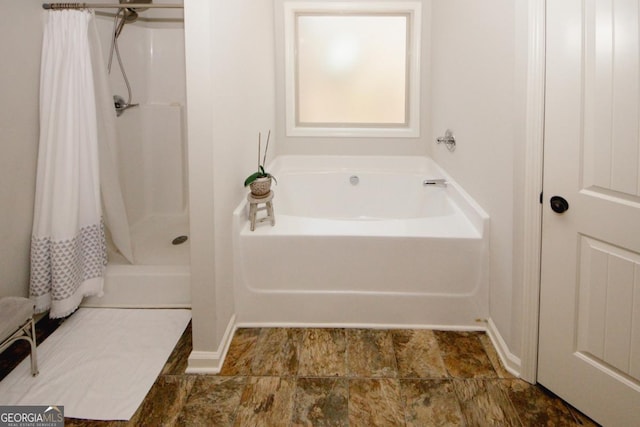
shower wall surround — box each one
[95,14,187,226]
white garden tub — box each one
[233,155,489,328]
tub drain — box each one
[172,235,188,245]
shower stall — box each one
[83,1,190,308]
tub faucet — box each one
[423,179,448,187]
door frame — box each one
[520,0,546,383]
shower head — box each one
[122,8,139,22]
[114,9,137,38]
[114,5,142,39]
[114,0,151,37]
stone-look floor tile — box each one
[391,329,448,379]
[298,329,347,377]
[292,377,348,427]
[501,380,580,426]
[477,333,515,379]
[6,326,602,427]
[251,328,303,376]
[175,376,246,426]
[347,329,398,378]
[128,375,196,426]
[435,331,497,378]
[220,328,261,376]
[453,379,521,427]
[161,321,192,375]
[349,378,405,427]
[234,376,295,427]
[400,379,465,427]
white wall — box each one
[429,0,524,360]
[510,0,531,367]
[0,2,43,298]
[210,0,276,341]
[184,0,217,361]
[185,0,276,369]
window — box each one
[284,2,421,137]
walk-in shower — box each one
[81,1,190,308]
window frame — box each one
[284,1,422,138]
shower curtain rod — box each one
[42,3,183,10]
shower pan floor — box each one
[83,214,191,309]
[108,214,190,265]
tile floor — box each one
[2,320,599,426]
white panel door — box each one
[539,0,640,425]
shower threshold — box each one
[82,214,191,308]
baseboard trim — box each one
[487,318,522,378]
[185,314,236,374]
[185,315,520,376]
[235,321,485,331]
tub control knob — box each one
[350,175,359,185]
[550,196,569,214]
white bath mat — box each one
[0,308,191,420]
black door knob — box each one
[550,196,569,214]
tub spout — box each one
[423,179,448,187]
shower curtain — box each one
[30,10,133,318]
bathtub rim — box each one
[234,154,489,236]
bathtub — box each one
[233,155,489,329]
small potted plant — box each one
[244,130,276,198]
